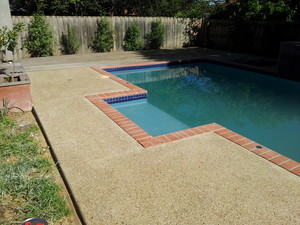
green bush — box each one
[24,14,53,57]
[89,19,113,53]
[123,24,143,51]
[146,20,165,49]
[60,26,80,55]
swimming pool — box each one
[109,62,300,162]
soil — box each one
[0,74,21,84]
[7,112,82,225]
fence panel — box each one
[11,16,300,59]
[204,20,300,57]
[12,16,193,59]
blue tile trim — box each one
[104,93,147,104]
[104,63,169,72]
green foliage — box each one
[142,0,181,17]
[10,0,185,17]
[60,26,80,55]
[260,0,294,21]
[89,19,113,53]
[0,23,24,54]
[0,117,70,224]
[290,0,300,21]
[1,99,24,119]
[123,24,143,51]
[0,26,9,51]
[146,20,165,50]
[175,1,212,18]
[24,14,54,57]
[212,0,296,22]
[0,23,24,80]
[10,0,105,16]
[8,0,300,21]
[206,0,299,56]
[5,23,25,54]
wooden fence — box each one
[12,16,298,59]
[204,20,300,57]
[12,16,196,59]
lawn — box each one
[0,112,77,224]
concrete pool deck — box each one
[24,48,300,224]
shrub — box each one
[60,26,80,55]
[146,20,165,49]
[123,24,143,51]
[25,14,53,57]
[89,19,113,53]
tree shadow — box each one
[131,17,210,62]
[132,18,277,70]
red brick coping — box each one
[86,62,300,177]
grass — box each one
[0,116,70,224]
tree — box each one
[176,1,212,18]
[0,23,25,81]
[211,0,296,22]
[10,0,105,16]
[9,0,200,17]
[6,23,25,79]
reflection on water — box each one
[114,63,300,162]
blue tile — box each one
[104,94,147,104]
[104,63,172,72]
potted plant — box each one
[0,23,32,112]
[0,23,25,82]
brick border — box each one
[215,128,300,176]
[86,62,300,177]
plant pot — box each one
[0,62,32,111]
[0,74,21,83]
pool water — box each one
[111,62,300,162]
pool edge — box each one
[87,61,300,177]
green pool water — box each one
[111,62,300,162]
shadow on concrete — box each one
[21,47,278,73]
[133,48,210,61]
[134,48,278,69]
